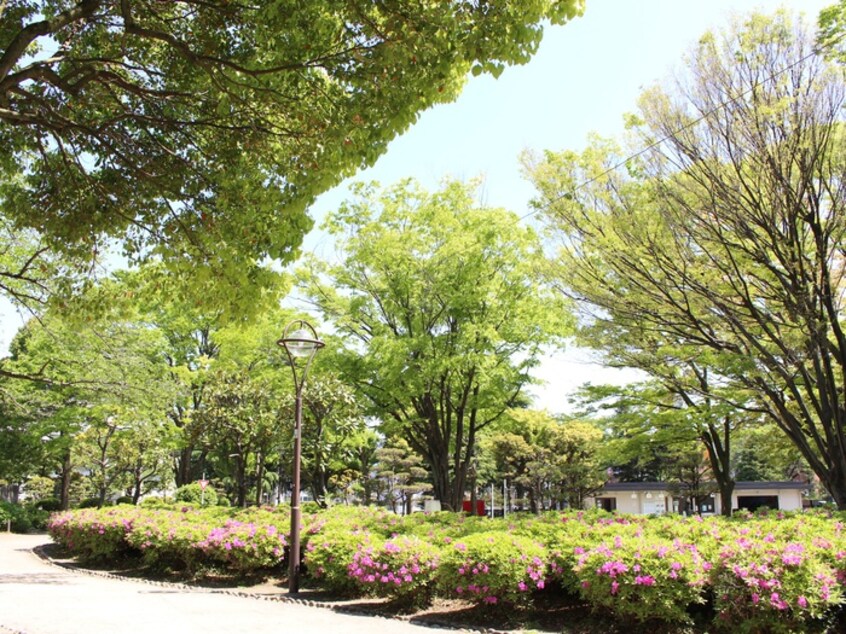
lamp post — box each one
[277,319,324,594]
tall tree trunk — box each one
[59,450,72,510]
[255,460,265,507]
[701,418,734,517]
[175,446,193,488]
[235,457,247,508]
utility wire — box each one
[518,46,823,224]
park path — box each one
[0,533,440,634]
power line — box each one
[518,46,823,225]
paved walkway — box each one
[0,533,443,634]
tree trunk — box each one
[235,457,247,507]
[59,450,72,510]
[255,461,265,507]
[823,458,846,511]
[701,418,734,517]
[175,446,193,488]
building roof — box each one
[599,481,807,492]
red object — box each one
[462,500,486,516]
[198,479,209,490]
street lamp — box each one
[277,319,324,594]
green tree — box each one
[3,310,172,508]
[194,368,281,507]
[0,0,583,314]
[483,409,550,512]
[374,437,429,514]
[819,0,846,63]
[302,179,571,510]
[732,423,808,483]
[546,419,605,509]
[482,409,602,511]
[571,379,751,516]
[343,428,381,505]
[281,375,368,507]
[526,11,846,508]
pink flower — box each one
[798,596,808,609]
[770,593,788,610]
[610,581,619,595]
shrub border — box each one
[30,543,510,634]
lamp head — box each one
[277,321,325,358]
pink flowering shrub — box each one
[711,535,844,632]
[194,519,286,574]
[304,527,376,594]
[48,506,140,561]
[573,536,709,624]
[45,503,846,631]
[438,531,548,606]
[123,509,220,572]
[529,512,645,593]
[347,536,440,606]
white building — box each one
[586,481,807,515]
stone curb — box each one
[30,545,513,634]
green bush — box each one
[48,507,138,561]
[24,475,56,501]
[139,496,172,509]
[0,501,32,533]
[304,526,376,594]
[347,535,440,607]
[77,497,105,509]
[438,531,548,606]
[0,500,55,532]
[174,483,218,507]
[35,498,62,512]
[572,535,709,625]
[301,501,321,514]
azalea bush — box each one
[710,529,845,632]
[48,506,140,561]
[572,535,710,624]
[195,519,286,574]
[347,535,440,606]
[49,503,288,574]
[304,526,377,594]
[123,509,211,571]
[438,531,548,606]
[45,503,846,631]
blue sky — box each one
[0,1,833,412]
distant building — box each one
[586,481,806,515]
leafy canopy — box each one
[302,178,572,508]
[0,0,584,315]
